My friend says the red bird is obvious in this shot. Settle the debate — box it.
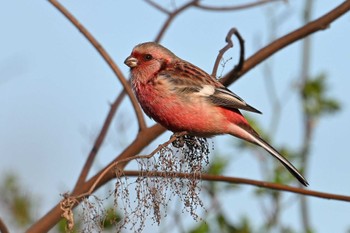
[125,42,308,186]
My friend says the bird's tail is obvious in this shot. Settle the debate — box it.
[249,134,309,186]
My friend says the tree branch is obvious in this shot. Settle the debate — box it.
[48,0,147,131]
[212,28,238,77]
[73,91,126,190]
[220,0,350,86]
[212,28,245,79]
[195,0,283,12]
[144,0,171,14]
[121,171,350,202]
[26,124,166,233]
[0,217,9,233]
[78,131,187,198]
[154,0,199,43]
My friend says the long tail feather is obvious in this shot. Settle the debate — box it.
[251,135,309,186]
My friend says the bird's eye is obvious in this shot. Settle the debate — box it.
[144,54,153,61]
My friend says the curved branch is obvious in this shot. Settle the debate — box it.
[144,0,171,14]
[122,171,350,202]
[80,131,187,198]
[26,124,166,233]
[195,0,283,12]
[48,0,147,131]
[154,0,199,43]
[0,217,9,233]
[212,28,245,78]
[220,0,350,86]
[74,90,126,189]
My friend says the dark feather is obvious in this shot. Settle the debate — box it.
[209,87,262,114]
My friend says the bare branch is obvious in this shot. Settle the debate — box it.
[122,171,350,203]
[212,28,245,78]
[0,217,9,233]
[26,124,166,233]
[221,0,350,86]
[48,0,147,131]
[74,91,126,189]
[195,0,284,12]
[80,131,187,198]
[155,0,199,43]
[144,0,171,14]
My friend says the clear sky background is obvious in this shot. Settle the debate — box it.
[0,0,350,232]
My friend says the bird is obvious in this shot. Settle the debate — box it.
[124,42,308,186]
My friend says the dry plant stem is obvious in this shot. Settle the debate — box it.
[144,0,170,14]
[152,0,200,43]
[0,217,9,233]
[74,91,126,189]
[80,131,187,198]
[299,0,314,231]
[122,171,350,203]
[195,0,283,11]
[212,29,245,79]
[212,28,237,77]
[48,0,146,131]
[221,0,350,85]
[26,124,166,233]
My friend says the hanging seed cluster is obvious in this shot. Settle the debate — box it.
[112,135,212,232]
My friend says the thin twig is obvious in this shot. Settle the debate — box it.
[122,171,350,202]
[144,0,171,14]
[212,28,245,78]
[48,0,147,131]
[299,0,314,231]
[212,28,235,77]
[221,0,350,86]
[195,0,283,11]
[78,131,187,198]
[0,217,9,233]
[74,90,126,189]
[27,124,166,233]
[155,0,199,43]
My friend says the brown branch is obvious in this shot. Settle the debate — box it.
[79,131,187,198]
[74,90,126,189]
[26,124,166,233]
[48,0,147,131]
[212,28,235,77]
[212,28,245,78]
[154,0,199,43]
[122,171,350,202]
[0,217,9,233]
[195,0,283,12]
[144,0,171,14]
[299,1,314,231]
[220,0,350,86]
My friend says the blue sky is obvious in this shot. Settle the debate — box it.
[1,0,350,232]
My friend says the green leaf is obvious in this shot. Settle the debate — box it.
[101,207,122,229]
[189,221,209,233]
[302,73,341,118]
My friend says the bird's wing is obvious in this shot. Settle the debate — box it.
[158,61,261,114]
[208,87,262,114]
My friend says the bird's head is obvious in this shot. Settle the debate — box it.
[124,42,176,83]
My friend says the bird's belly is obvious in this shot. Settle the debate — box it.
[137,88,227,136]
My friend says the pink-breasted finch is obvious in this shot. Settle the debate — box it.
[124,42,308,186]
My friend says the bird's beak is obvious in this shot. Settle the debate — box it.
[124,56,138,68]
